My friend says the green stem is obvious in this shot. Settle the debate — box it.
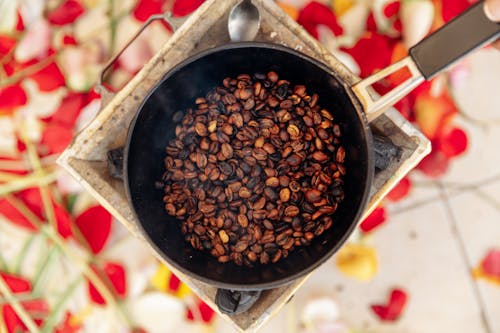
[40,276,83,333]
[32,246,58,296]
[12,235,36,274]
[109,0,117,56]
[0,250,8,272]
[0,293,40,305]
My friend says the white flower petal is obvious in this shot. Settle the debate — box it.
[128,292,185,333]
[401,0,434,48]
[76,99,101,132]
[15,18,51,62]
[20,0,45,26]
[18,79,66,119]
[302,297,340,324]
[0,0,18,33]
[0,116,18,158]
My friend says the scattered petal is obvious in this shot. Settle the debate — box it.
[75,205,112,254]
[401,0,434,48]
[47,0,86,26]
[416,149,450,178]
[473,248,500,285]
[360,206,387,233]
[14,19,51,62]
[29,61,66,92]
[133,0,165,22]
[0,272,32,293]
[40,123,74,154]
[298,1,343,39]
[128,292,185,332]
[0,84,27,115]
[370,288,408,321]
[186,299,215,323]
[441,0,470,22]
[335,243,378,281]
[436,126,468,158]
[45,92,86,128]
[383,1,400,18]
[301,297,339,324]
[0,116,18,158]
[88,262,127,304]
[55,312,82,333]
[387,177,412,202]
[172,0,205,17]
[342,32,394,77]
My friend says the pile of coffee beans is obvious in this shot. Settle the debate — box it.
[162,71,345,267]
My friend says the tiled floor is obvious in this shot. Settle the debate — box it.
[215,49,500,332]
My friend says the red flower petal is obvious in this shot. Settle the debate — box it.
[186,300,215,323]
[297,1,343,40]
[0,36,16,56]
[366,12,378,32]
[63,34,78,46]
[3,305,25,333]
[88,265,106,305]
[168,273,181,292]
[416,149,450,178]
[360,206,386,233]
[370,305,389,320]
[441,0,471,22]
[392,18,403,33]
[55,312,82,333]
[88,262,127,304]
[104,262,127,298]
[386,288,408,320]
[387,177,412,202]
[16,188,73,239]
[0,199,37,231]
[133,0,165,22]
[75,205,112,254]
[40,123,74,154]
[47,0,85,26]
[383,1,400,18]
[29,61,66,92]
[22,299,50,314]
[481,249,500,278]
[172,0,205,17]
[436,127,468,158]
[16,11,25,31]
[0,84,27,115]
[45,92,86,128]
[342,32,395,78]
[371,288,408,321]
[0,272,32,293]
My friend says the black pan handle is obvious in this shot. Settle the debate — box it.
[409,1,500,80]
[352,1,500,121]
[215,289,262,315]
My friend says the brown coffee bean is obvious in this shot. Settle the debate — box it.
[305,189,322,203]
[336,146,345,163]
[265,177,279,187]
[284,205,300,217]
[267,71,278,82]
[238,187,251,199]
[234,241,248,252]
[260,251,270,264]
[312,151,328,162]
[237,214,249,228]
[280,188,291,202]
[195,122,208,136]
[253,197,266,210]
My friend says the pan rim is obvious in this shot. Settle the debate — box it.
[124,41,374,290]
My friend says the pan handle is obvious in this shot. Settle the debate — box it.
[215,289,262,315]
[352,1,499,122]
[95,12,190,106]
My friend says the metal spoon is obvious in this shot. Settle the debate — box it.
[228,0,261,42]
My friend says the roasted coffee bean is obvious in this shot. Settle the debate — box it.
[163,72,345,267]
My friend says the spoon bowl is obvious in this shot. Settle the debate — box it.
[228,0,261,42]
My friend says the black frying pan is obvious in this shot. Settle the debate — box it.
[115,2,498,314]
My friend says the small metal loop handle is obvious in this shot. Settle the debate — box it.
[95,12,190,105]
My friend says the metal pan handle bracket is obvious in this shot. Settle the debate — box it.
[352,57,424,122]
[96,12,190,106]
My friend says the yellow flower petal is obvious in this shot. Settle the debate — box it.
[332,0,354,17]
[335,243,378,282]
[277,1,299,20]
[151,264,171,292]
[472,266,500,286]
